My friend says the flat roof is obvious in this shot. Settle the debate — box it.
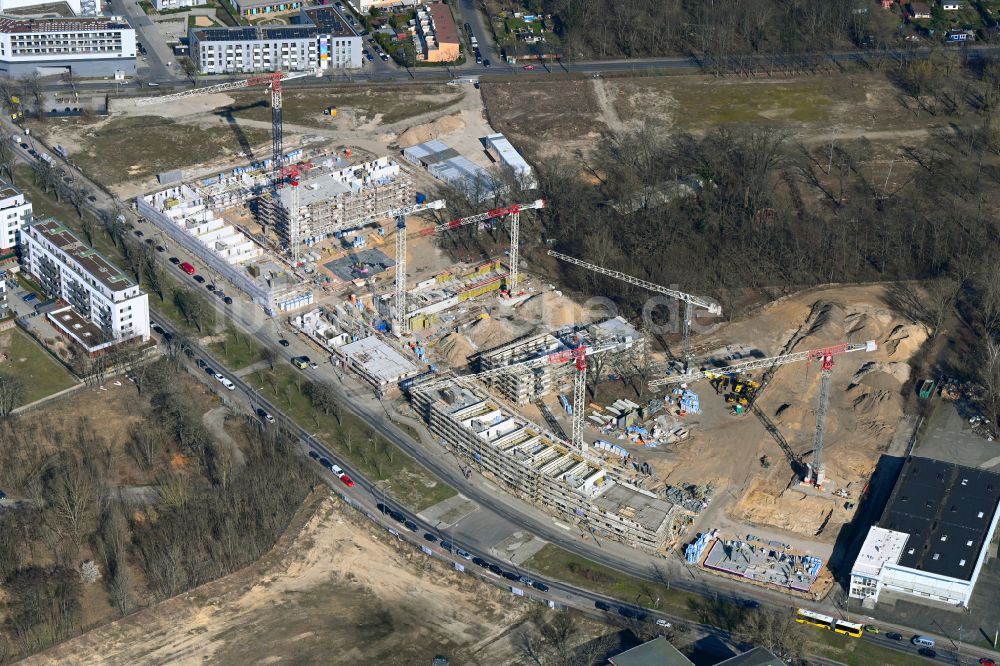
[593,483,673,532]
[609,637,692,666]
[878,457,1000,580]
[341,335,418,383]
[29,218,136,292]
[484,133,532,173]
[852,526,909,578]
[0,15,130,33]
[48,305,109,350]
[302,6,357,37]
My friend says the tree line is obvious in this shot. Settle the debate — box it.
[0,358,313,661]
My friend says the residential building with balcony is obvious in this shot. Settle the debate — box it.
[0,179,30,252]
[0,16,136,77]
[20,218,149,352]
[189,7,360,74]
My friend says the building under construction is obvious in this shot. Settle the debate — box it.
[259,156,413,250]
[411,384,678,551]
[475,317,645,405]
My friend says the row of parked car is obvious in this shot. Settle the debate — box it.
[308,450,355,487]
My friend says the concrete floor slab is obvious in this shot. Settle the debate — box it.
[417,493,478,528]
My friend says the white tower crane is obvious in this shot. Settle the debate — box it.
[414,340,625,451]
[546,250,720,368]
[649,340,877,488]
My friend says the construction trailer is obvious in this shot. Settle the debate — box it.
[475,316,645,405]
[411,384,678,551]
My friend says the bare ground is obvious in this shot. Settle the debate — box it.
[21,493,546,666]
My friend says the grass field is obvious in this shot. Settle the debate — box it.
[250,366,455,510]
[524,544,705,622]
[0,329,77,405]
[70,116,270,185]
[208,328,265,370]
[811,630,930,665]
[223,86,465,128]
[672,80,835,126]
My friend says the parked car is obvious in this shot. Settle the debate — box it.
[318,457,332,468]
[656,619,672,628]
[193,275,205,284]
[147,82,159,87]
[203,366,216,375]
[979,658,997,666]
[155,245,165,252]
[886,632,902,641]
[224,297,233,305]
[404,520,417,532]
[20,293,36,303]
[179,261,196,275]
[742,599,760,609]
[487,564,503,575]
[472,556,488,568]
[595,600,611,611]
[278,338,290,347]
[531,581,549,592]
[214,373,235,390]
[483,59,490,67]
[440,540,453,552]
[455,548,472,560]
[256,408,275,423]
[340,474,355,487]
[308,450,319,460]
[522,64,535,70]
[206,284,215,292]
[134,229,144,237]
[423,532,438,543]
[144,238,155,246]
[502,571,519,582]
[864,625,879,634]
[169,256,180,264]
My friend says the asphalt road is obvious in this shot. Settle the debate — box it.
[3,84,996,666]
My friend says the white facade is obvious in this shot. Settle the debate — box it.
[21,218,149,344]
[850,515,1000,608]
[152,0,196,10]
[190,8,361,74]
[0,181,30,251]
[0,16,136,77]
[484,133,535,186]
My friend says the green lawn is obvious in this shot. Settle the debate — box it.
[249,366,455,510]
[524,544,706,622]
[0,329,77,405]
[673,80,837,127]
[207,328,265,370]
[811,629,930,666]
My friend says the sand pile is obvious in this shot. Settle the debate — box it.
[851,361,911,392]
[438,333,476,368]
[397,113,465,148]
[732,481,849,538]
[467,317,517,348]
[882,323,928,358]
[515,291,586,328]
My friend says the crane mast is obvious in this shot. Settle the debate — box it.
[806,352,834,490]
[547,250,719,368]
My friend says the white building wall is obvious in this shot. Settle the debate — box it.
[0,186,30,251]
[21,224,149,343]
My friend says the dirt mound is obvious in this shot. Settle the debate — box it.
[731,481,852,540]
[397,113,465,148]
[467,317,518,348]
[515,291,586,328]
[851,361,910,392]
[438,332,476,367]
[882,323,928,358]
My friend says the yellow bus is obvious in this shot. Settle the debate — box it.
[833,619,864,638]
[795,609,863,638]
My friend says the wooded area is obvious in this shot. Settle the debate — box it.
[0,359,313,662]
[537,0,897,60]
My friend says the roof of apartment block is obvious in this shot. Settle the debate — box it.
[426,2,459,45]
[29,218,136,291]
[303,7,357,37]
[0,16,130,33]
[0,185,21,201]
[878,456,1000,581]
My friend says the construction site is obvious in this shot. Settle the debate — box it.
[84,72,929,591]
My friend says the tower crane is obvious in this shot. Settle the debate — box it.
[133,71,315,188]
[390,199,544,336]
[420,199,544,294]
[414,340,625,451]
[546,250,720,369]
[650,339,877,489]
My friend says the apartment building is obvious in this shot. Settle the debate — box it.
[152,0,197,11]
[0,180,30,252]
[189,7,360,74]
[0,16,136,77]
[412,385,677,551]
[477,317,645,406]
[228,0,301,19]
[413,3,459,62]
[21,218,149,352]
[263,156,412,248]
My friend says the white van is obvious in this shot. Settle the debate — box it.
[912,636,935,648]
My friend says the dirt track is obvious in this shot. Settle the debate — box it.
[23,493,533,666]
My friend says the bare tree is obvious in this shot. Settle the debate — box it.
[0,372,25,416]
